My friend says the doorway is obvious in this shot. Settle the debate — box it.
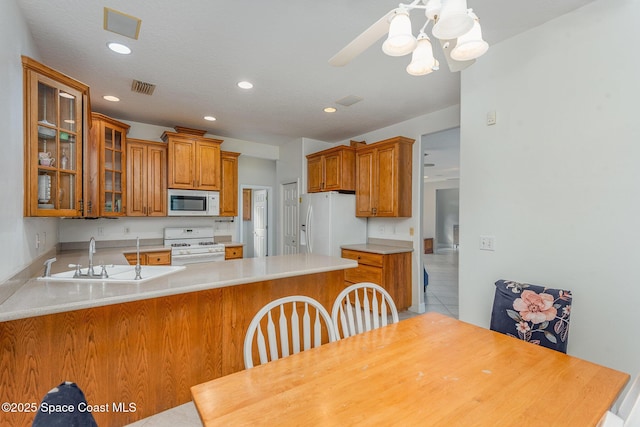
[239,185,273,258]
[420,127,460,318]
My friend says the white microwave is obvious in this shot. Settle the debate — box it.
[167,189,220,216]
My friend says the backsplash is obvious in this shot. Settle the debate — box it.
[59,216,238,244]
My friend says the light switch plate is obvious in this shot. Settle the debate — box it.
[479,235,495,251]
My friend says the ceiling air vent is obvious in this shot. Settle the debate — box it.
[336,95,363,107]
[131,80,156,95]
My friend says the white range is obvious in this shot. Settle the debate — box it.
[163,227,225,265]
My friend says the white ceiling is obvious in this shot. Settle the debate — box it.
[16,0,596,146]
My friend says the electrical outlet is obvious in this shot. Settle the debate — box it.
[124,226,130,235]
[409,227,414,236]
[98,227,104,236]
[479,235,495,251]
[35,233,40,249]
[487,110,497,126]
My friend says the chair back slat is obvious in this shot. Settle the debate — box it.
[363,290,372,332]
[291,301,300,354]
[331,282,400,340]
[381,298,388,327]
[302,303,311,351]
[313,310,322,347]
[244,296,336,369]
[279,305,290,358]
[256,326,268,365]
[354,292,363,334]
[344,294,356,338]
[266,311,279,362]
[371,291,379,329]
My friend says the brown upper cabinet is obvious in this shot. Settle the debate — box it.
[126,138,167,217]
[162,127,222,190]
[22,56,89,217]
[306,145,357,193]
[220,151,240,216]
[86,113,130,217]
[356,136,415,217]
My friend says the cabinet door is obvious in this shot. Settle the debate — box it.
[195,141,221,190]
[25,68,85,217]
[146,143,167,216]
[126,141,146,216]
[355,150,376,217]
[169,137,195,189]
[307,155,323,192]
[322,152,342,191]
[220,152,239,216]
[374,145,397,216]
[101,124,126,216]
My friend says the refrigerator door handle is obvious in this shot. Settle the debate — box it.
[307,204,313,254]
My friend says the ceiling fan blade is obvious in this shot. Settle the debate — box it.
[328,9,395,67]
[439,38,476,72]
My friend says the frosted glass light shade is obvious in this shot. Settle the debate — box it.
[406,35,439,76]
[432,0,474,40]
[450,16,488,61]
[382,10,417,57]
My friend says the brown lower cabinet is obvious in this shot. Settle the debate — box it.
[224,246,243,260]
[341,248,412,310]
[0,269,345,427]
[123,249,171,266]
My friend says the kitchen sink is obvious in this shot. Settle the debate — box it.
[38,265,186,283]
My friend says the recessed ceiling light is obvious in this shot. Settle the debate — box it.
[107,42,132,54]
[204,116,216,121]
[103,95,120,102]
[324,107,337,113]
[237,81,253,89]
[59,92,75,99]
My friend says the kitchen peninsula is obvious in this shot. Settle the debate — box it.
[0,253,356,427]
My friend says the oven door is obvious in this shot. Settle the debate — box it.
[171,251,225,266]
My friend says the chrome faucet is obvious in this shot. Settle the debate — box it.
[88,237,96,277]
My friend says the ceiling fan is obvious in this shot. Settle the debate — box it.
[329,0,488,76]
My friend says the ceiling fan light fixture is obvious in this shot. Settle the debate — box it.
[382,9,417,57]
[406,34,439,76]
[450,12,488,61]
[432,0,474,40]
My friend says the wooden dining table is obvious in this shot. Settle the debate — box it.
[191,312,628,426]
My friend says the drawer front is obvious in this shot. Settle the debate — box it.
[344,263,383,285]
[146,251,172,265]
[225,246,243,260]
[341,249,384,267]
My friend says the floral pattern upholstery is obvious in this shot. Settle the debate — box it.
[490,279,572,353]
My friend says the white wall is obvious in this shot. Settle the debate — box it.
[0,1,60,283]
[423,180,459,243]
[459,0,640,380]
[343,105,461,312]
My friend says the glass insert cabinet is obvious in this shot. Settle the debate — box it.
[86,113,130,217]
[23,56,89,217]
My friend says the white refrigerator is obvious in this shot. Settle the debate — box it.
[299,192,367,257]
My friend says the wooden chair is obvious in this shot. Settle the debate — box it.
[331,282,399,340]
[598,376,640,426]
[243,295,336,369]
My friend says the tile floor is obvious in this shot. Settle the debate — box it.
[422,247,459,319]
[125,250,459,426]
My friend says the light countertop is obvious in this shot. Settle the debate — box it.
[0,252,356,322]
[341,243,414,255]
